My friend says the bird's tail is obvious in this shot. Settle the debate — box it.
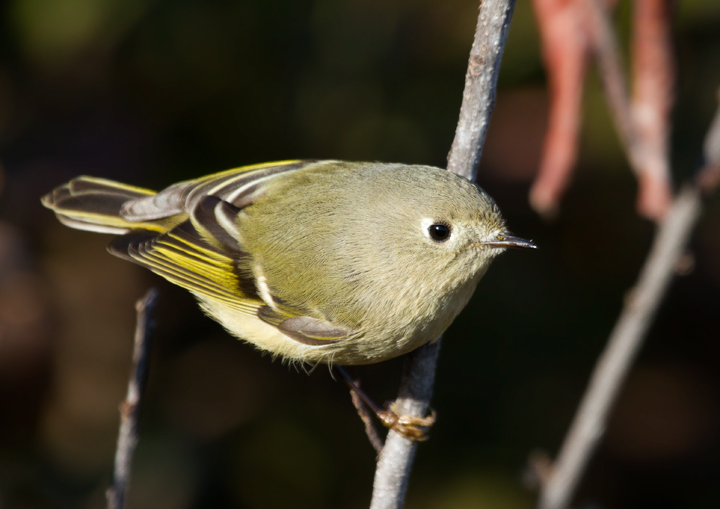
[41,176,173,234]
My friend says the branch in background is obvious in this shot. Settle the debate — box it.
[581,0,673,220]
[537,92,720,509]
[107,288,158,509]
[580,0,637,165]
[370,1,517,508]
[696,89,720,194]
[538,187,700,509]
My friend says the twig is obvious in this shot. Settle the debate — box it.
[370,1,517,507]
[369,340,441,509]
[107,288,158,509]
[581,0,673,220]
[446,0,518,182]
[349,386,385,456]
[538,187,700,509]
[581,0,640,172]
[696,89,720,194]
[538,94,720,509]
[336,366,386,455]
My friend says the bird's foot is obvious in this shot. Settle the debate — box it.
[377,402,436,441]
[335,365,437,445]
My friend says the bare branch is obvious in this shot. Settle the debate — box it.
[538,84,720,509]
[349,386,385,456]
[538,187,700,509]
[447,0,518,182]
[696,88,720,194]
[581,0,673,220]
[370,1,517,507]
[337,366,386,455]
[107,288,158,509]
[581,0,639,169]
[370,340,441,509]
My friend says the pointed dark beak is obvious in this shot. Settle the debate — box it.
[482,233,538,249]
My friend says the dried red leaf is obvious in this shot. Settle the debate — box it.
[631,0,675,220]
[529,0,590,217]
[530,0,675,221]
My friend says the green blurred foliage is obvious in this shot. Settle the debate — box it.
[1,0,720,508]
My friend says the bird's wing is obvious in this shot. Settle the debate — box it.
[111,194,353,345]
[257,305,351,345]
[119,160,322,222]
[109,221,261,314]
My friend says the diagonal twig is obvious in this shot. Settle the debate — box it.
[538,92,720,509]
[349,387,385,456]
[336,366,386,455]
[369,1,517,508]
[581,0,673,220]
[107,288,158,509]
[538,186,700,509]
[696,89,720,194]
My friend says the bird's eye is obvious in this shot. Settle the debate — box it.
[428,223,451,242]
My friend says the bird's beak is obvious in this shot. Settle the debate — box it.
[478,233,538,249]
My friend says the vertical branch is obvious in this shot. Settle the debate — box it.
[370,1,517,508]
[447,0,519,182]
[369,341,441,509]
[107,288,158,509]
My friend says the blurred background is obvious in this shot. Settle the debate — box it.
[1,0,720,507]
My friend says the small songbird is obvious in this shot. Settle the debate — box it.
[42,160,536,366]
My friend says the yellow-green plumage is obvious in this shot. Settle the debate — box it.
[42,160,534,365]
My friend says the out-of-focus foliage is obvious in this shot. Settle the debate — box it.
[1,0,720,508]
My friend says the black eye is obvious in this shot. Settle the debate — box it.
[428,223,451,242]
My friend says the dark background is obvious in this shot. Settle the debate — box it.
[1,0,720,507]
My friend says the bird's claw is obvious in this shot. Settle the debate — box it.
[377,402,437,441]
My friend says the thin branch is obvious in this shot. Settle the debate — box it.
[336,366,386,455]
[446,0,518,182]
[349,387,385,456]
[369,340,441,509]
[370,1,517,507]
[538,94,720,509]
[538,187,700,509]
[581,0,673,220]
[107,288,158,509]
[696,89,720,194]
[581,0,640,171]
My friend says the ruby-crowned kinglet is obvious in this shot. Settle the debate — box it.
[42,160,535,365]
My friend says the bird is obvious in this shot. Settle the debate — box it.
[42,159,536,366]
